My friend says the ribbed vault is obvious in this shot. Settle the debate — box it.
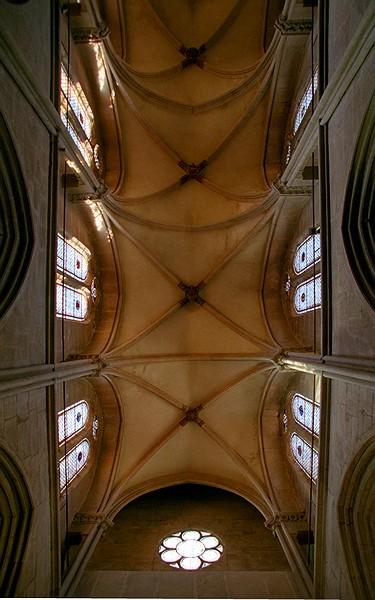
[75,0,312,516]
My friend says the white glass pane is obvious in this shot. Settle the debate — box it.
[58,401,89,444]
[294,274,321,314]
[163,537,180,549]
[182,530,201,541]
[161,550,180,563]
[56,282,88,321]
[177,540,204,558]
[201,549,221,563]
[292,394,320,436]
[201,536,219,549]
[59,439,90,491]
[293,234,321,275]
[180,557,202,570]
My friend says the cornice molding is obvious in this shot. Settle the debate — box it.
[264,511,307,534]
[272,178,312,196]
[72,22,110,43]
[275,15,312,35]
[68,180,110,203]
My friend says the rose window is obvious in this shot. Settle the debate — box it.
[159,529,223,570]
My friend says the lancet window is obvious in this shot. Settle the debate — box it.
[60,62,96,167]
[293,234,321,275]
[291,433,318,482]
[294,274,321,314]
[56,234,94,322]
[292,393,320,436]
[59,439,90,491]
[58,401,89,445]
[293,68,318,134]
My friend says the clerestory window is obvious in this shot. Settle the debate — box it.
[293,234,321,275]
[58,401,89,445]
[291,433,318,482]
[60,60,98,168]
[293,68,318,134]
[59,438,90,491]
[292,393,320,436]
[56,234,95,322]
[294,274,321,314]
[57,233,90,282]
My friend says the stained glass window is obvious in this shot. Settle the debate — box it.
[58,401,89,445]
[293,68,318,134]
[56,281,88,321]
[159,530,223,570]
[59,439,90,491]
[60,63,95,166]
[57,234,89,282]
[291,433,318,482]
[292,394,320,436]
[293,234,321,275]
[294,274,321,313]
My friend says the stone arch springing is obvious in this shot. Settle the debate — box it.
[0,446,33,597]
[338,434,375,600]
[0,111,34,320]
[342,93,375,310]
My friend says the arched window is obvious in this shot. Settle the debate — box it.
[291,433,318,482]
[59,439,90,491]
[293,68,318,134]
[292,393,320,436]
[294,274,321,314]
[56,281,89,321]
[57,234,89,282]
[60,63,96,166]
[293,234,321,275]
[58,401,89,445]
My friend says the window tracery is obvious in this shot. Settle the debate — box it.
[56,280,89,321]
[293,234,321,275]
[291,433,318,482]
[59,439,90,491]
[294,274,321,314]
[57,233,90,282]
[292,393,320,436]
[58,401,89,445]
[293,68,318,134]
[60,61,98,169]
[56,234,94,322]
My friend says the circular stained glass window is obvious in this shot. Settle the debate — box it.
[159,530,223,570]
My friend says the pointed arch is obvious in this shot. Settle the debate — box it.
[338,434,375,600]
[0,446,33,597]
[0,111,34,320]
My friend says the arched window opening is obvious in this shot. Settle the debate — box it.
[291,433,318,482]
[292,393,320,436]
[60,62,97,167]
[56,281,89,321]
[59,439,90,492]
[294,274,321,314]
[58,401,89,445]
[293,234,321,275]
[293,68,318,134]
[57,234,90,282]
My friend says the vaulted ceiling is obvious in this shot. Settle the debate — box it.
[70,0,313,517]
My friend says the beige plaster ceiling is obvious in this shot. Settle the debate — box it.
[78,0,311,516]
